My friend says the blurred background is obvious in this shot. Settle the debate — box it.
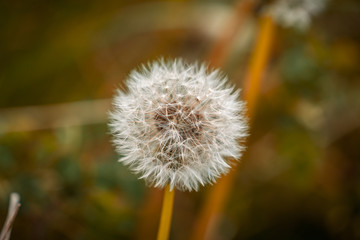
[0,0,360,239]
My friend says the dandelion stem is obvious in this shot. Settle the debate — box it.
[157,185,175,240]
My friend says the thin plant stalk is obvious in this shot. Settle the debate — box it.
[191,16,276,240]
[243,16,276,119]
[0,193,21,240]
[157,185,175,240]
[207,0,254,68]
[190,171,235,240]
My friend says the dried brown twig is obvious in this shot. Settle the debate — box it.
[0,193,21,240]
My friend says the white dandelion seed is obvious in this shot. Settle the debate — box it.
[265,0,328,30]
[109,59,248,191]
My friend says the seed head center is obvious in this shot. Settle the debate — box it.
[154,101,202,141]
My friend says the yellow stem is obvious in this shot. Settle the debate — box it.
[157,185,175,240]
[244,16,275,118]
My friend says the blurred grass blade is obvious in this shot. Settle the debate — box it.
[0,99,111,133]
[0,193,21,240]
[207,0,254,68]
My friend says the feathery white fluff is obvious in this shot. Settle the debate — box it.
[266,0,327,30]
[109,59,248,191]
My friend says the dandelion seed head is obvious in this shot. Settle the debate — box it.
[265,0,327,30]
[109,59,248,191]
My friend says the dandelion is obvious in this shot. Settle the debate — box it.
[109,59,248,192]
[265,0,327,30]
